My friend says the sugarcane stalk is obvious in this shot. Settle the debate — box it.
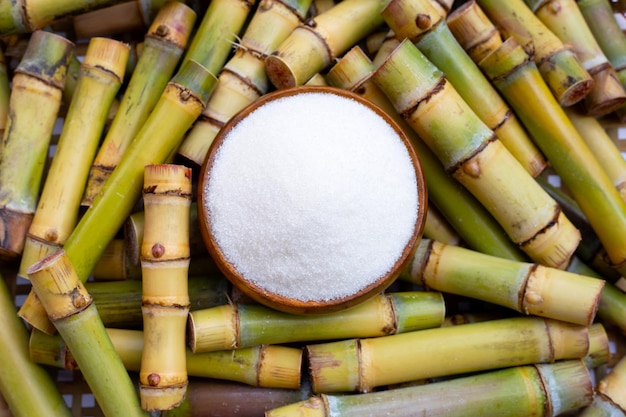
[423,204,462,245]
[18,59,217,334]
[0,272,72,417]
[428,0,453,16]
[0,49,9,139]
[181,0,255,75]
[372,30,400,67]
[91,239,142,281]
[475,0,593,107]
[382,0,547,177]
[371,39,580,269]
[327,45,527,261]
[177,0,313,166]
[30,327,303,389]
[188,291,445,353]
[168,378,311,417]
[81,1,196,206]
[479,37,626,277]
[26,250,148,417]
[265,0,388,89]
[306,315,589,393]
[0,31,73,261]
[581,352,626,416]
[139,164,192,412]
[565,106,626,204]
[85,275,230,328]
[586,323,611,369]
[447,0,503,64]
[0,0,124,35]
[532,0,626,116]
[267,360,593,417]
[403,238,604,326]
[72,1,148,39]
[16,37,129,290]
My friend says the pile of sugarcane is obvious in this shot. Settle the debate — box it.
[3,0,626,415]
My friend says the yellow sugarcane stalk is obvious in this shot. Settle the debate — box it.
[476,0,593,107]
[371,39,580,269]
[0,31,73,260]
[17,37,129,289]
[81,1,196,206]
[403,239,604,326]
[27,250,148,417]
[265,0,388,88]
[139,164,191,412]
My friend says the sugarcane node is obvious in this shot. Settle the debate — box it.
[45,229,58,242]
[548,2,562,14]
[151,243,165,258]
[70,287,91,310]
[179,87,193,101]
[259,0,273,12]
[524,291,544,305]
[0,208,33,259]
[305,17,317,28]
[154,24,170,38]
[415,13,432,30]
[147,373,161,386]
[460,158,481,178]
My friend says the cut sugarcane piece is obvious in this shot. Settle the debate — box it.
[328,45,527,261]
[565,106,626,204]
[17,37,129,285]
[476,0,593,107]
[372,30,400,67]
[581,352,626,415]
[188,292,445,353]
[371,39,580,269]
[532,0,626,116]
[0,0,120,34]
[72,1,147,40]
[428,0,453,16]
[0,31,73,261]
[181,0,255,75]
[447,0,503,63]
[91,239,141,281]
[381,0,547,177]
[18,59,217,334]
[0,273,72,417]
[26,250,148,417]
[82,1,196,206]
[139,164,192,411]
[265,0,387,88]
[597,282,626,336]
[585,323,611,369]
[177,0,312,166]
[30,328,303,389]
[479,36,626,277]
[267,360,593,417]
[402,239,604,326]
[306,316,589,393]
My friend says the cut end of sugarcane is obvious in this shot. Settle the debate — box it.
[584,64,626,117]
[0,207,33,260]
[539,49,594,107]
[535,360,594,415]
[82,37,131,83]
[15,31,74,88]
[447,0,503,63]
[519,209,581,270]
[18,290,58,335]
[139,382,188,412]
[147,1,197,50]
[265,53,298,89]
[257,345,303,389]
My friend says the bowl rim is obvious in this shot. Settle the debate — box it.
[197,85,428,314]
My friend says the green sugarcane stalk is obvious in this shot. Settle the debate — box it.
[532,0,626,116]
[326,45,527,261]
[30,328,304,389]
[177,0,313,166]
[479,36,626,277]
[422,204,462,245]
[265,0,388,88]
[0,31,73,261]
[267,360,593,417]
[16,37,129,294]
[181,0,256,75]
[382,0,547,177]
[476,0,593,107]
[306,316,589,393]
[26,250,149,417]
[0,0,124,35]
[81,1,196,206]
[371,38,580,269]
[19,59,217,334]
[0,273,72,417]
[188,291,445,353]
[402,239,604,326]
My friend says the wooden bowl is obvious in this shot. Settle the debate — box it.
[197,86,428,314]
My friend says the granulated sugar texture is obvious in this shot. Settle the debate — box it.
[205,91,419,302]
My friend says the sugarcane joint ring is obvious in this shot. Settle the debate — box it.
[198,86,427,314]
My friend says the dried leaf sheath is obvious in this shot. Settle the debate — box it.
[139,164,192,411]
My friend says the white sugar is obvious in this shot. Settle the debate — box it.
[205,91,419,302]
